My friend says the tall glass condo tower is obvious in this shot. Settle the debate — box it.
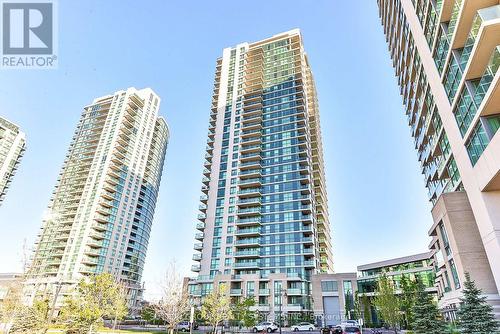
[187,29,333,319]
[25,88,169,314]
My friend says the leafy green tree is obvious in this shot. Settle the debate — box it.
[344,290,355,320]
[373,274,401,333]
[9,298,50,334]
[352,291,362,322]
[457,273,499,334]
[361,295,373,327]
[232,297,257,327]
[400,275,417,329]
[201,284,233,333]
[141,305,156,325]
[59,273,128,334]
[412,281,445,334]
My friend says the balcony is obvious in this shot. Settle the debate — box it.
[84,247,100,256]
[240,152,261,162]
[239,160,262,170]
[239,168,261,177]
[196,222,205,230]
[234,250,260,257]
[237,197,262,207]
[197,213,206,221]
[234,261,259,268]
[202,177,210,185]
[236,227,261,236]
[237,207,262,217]
[200,194,208,202]
[241,136,261,145]
[230,289,243,296]
[302,215,312,223]
[201,185,209,194]
[258,289,270,296]
[94,213,110,223]
[237,217,262,227]
[241,121,262,132]
[82,256,98,265]
[87,237,104,248]
[101,189,115,200]
[238,187,261,197]
[235,238,260,246]
[191,265,201,272]
[192,253,202,261]
[193,243,203,251]
[238,177,261,188]
[304,260,315,267]
[195,232,204,240]
[80,265,96,274]
[241,129,262,138]
[199,204,207,212]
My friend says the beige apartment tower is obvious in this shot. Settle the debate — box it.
[25,88,169,314]
[187,29,334,320]
[0,117,26,205]
[377,0,500,316]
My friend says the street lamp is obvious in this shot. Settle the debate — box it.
[277,288,287,334]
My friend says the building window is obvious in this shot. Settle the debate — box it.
[320,280,338,292]
[466,122,489,166]
[449,259,460,289]
[438,222,451,256]
[247,281,255,296]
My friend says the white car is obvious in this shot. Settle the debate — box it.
[252,322,279,333]
[291,322,315,331]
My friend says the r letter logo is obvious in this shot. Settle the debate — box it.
[1,1,57,69]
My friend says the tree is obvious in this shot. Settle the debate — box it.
[344,290,360,321]
[361,295,373,327]
[412,281,445,334]
[201,284,233,333]
[110,284,128,331]
[152,262,191,334]
[8,298,50,334]
[59,273,128,334]
[457,273,499,334]
[0,279,25,333]
[399,275,417,329]
[352,291,362,322]
[232,297,257,327]
[373,274,401,333]
[141,305,157,325]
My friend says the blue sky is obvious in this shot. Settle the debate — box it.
[0,0,432,298]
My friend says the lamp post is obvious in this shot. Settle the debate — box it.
[277,288,287,334]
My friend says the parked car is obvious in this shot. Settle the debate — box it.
[343,326,361,334]
[340,321,358,328]
[291,322,315,331]
[321,325,342,334]
[176,321,198,331]
[252,322,279,333]
[331,326,343,334]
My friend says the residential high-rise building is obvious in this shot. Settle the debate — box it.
[429,191,499,319]
[377,0,500,315]
[25,88,169,314]
[186,29,333,319]
[0,117,26,205]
